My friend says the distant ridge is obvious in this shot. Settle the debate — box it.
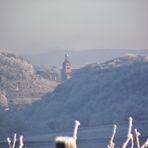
[25,49,148,68]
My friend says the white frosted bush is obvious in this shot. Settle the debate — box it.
[6,134,24,148]
[55,120,80,148]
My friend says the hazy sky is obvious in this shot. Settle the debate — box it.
[0,0,148,54]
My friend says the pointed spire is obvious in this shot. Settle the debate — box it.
[65,53,69,60]
[65,49,69,60]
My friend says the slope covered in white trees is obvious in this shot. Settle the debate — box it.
[0,49,60,138]
[22,55,148,135]
[0,49,59,109]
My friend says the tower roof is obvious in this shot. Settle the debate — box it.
[65,53,69,60]
[63,53,71,64]
[63,53,71,67]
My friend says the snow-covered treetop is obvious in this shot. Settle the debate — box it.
[81,55,148,72]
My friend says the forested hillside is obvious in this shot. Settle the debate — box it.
[22,55,148,135]
[0,49,59,108]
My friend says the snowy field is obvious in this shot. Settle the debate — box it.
[1,121,147,148]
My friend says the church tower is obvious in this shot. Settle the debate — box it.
[62,53,72,80]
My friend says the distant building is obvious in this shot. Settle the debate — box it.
[50,66,61,81]
[62,53,72,80]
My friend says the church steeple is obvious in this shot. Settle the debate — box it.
[62,52,72,80]
[65,53,69,61]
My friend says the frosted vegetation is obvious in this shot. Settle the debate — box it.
[0,49,59,138]
[0,52,148,143]
[0,49,59,108]
[22,55,148,135]
[3,118,148,148]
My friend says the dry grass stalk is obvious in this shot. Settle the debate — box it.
[141,139,148,148]
[107,124,117,148]
[122,117,133,148]
[73,120,80,140]
[131,136,134,148]
[135,128,141,148]
[7,137,11,148]
[19,135,24,148]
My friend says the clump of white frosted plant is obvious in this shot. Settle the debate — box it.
[55,120,80,148]
[107,124,117,148]
[7,133,24,148]
[107,117,148,148]
[7,133,17,148]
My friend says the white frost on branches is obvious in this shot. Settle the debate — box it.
[122,117,134,148]
[141,139,148,148]
[55,120,80,148]
[3,117,148,148]
[135,128,141,148]
[73,120,80,141]
[7,133,17,148]
[108,124,117,148]
[7,134,24,148]
[19,136,24,148]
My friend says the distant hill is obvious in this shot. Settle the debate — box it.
[22,54,148,135]
[24,49,148,68]
[0,49,59,109]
